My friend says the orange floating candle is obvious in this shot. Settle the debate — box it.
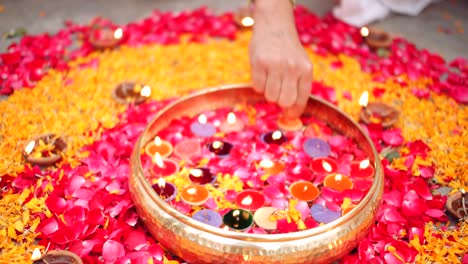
[145,136,173,158]
[180,185,210,206]
[259,159,285,175]
[289,181,320,202]
[324,174,353,192]
[277,114,303,131]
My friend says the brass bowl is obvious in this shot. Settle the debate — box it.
[129,84,384,263]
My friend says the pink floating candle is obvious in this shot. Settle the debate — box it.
[323,174,353,192]
[219,112,245,133]
[208,140,233,157]
[310,158,337,174]
[190,114,216,138]
[151,153,180,177]
[350,159,375,178]
[152,178,177,202]
[277,114,303,131]
[173,138,201,160]
[289,181,320,202]
[253,207,278,230]
[181,185,210,206]
[189,167,216,185]
[235,190,265,211]
[145,136,173,158]
[259,159,285,175]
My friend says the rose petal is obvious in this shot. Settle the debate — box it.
[102,240,125,262]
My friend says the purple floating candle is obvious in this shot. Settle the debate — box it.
[310,203,341,224]
[303,138,331,158]
[152,178,177,202]
[260,130,287,145]
[192,209,223,228]
[189,167,216,185]
[207,140,233,157]
[190,114,216,138]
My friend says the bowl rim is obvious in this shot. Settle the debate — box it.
[132,83,383,242]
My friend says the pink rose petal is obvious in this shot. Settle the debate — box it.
[102,240,125,262]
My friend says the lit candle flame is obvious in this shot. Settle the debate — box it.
[335,174,343,182]
[24,140,36,155]
[31,248,42,261]
[232,209,240,217]
[303,186,308,191]
[359,91,369,108]
[154,152,164,168]
[259,159,274,169]
[359,159,370,169]
[198,114,207,124]
[157,177,166,189]
[241,16,254,27]
[272,130,282,140]
[360,26,369,37]
[190,168,203,177]
[187,187,197,195]
[322,160,332,172]
[212,140,223,150]
[227,112,237,125]
[140,85,151,97]
[154,136,162,146]
[113,28,123,39]
[241,195,253,205]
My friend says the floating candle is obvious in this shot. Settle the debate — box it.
[173,138,201,160]
[323,174,353,192]
[358,91,399,128]
[253,207,278,230]
[310,158,337,174]
[151,153,180,177]
[32,250,83,264]
[208,140,233,157]
[189,167,216,185]
[112,82,151,105]
[193,209,223,228]
[235,190,265,211]
[277,115,303,131]
[219,112,245,133]
[152,178,177,202]
[303,138,331,158]
[89,26,124,49]
[223,209,254,231]
[145,136,173,158]
[360,26,392,49]
[351,159,375,178]
[190,114,216,138]
[259,159,285,175]
[289,181,320,202]
[22,133,67,167]
[181,185,210,206]
[310,204,341,224]
[260,130,287,145]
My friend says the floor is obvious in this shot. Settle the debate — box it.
[0,0,467,61]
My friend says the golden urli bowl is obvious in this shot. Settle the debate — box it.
[129,84,384,264]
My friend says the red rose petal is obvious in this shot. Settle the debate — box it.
[125,229,148,251]
[382,129,404,146]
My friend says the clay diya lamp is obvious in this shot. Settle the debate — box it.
[88,26,123,49]
[22,133,67,167]
[358,91,400,128]
[32,249,83,264]
[111,82,151,105]
[360,26,393,50]
[446,190,467,220]
[234,6,254,29]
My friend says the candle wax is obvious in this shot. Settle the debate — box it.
[235,190,265,211]
[145,137,173,158]
[303,138,331,158]
[219,112,245,133]
[277,115,303,131]
[350,160,375,178]
[150,158,179,177]
[310,204,341,224]
[253,207,278,230]
[310,158,338,174]
[259,160,285,175]
[192,209,223,228]
[289,181,320,202]
[190,115,216,137]
[152,181,177,202]
[173,138,201,160]
[323,174,353,192]
[223,209,254,231]
[189,167,216,185]
[181,186,209,206]
[208,141,233,157]
[260,131,287,145]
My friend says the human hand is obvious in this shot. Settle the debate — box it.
[249,0,313,118]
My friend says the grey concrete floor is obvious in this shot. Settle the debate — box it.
[0,0,467,61]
